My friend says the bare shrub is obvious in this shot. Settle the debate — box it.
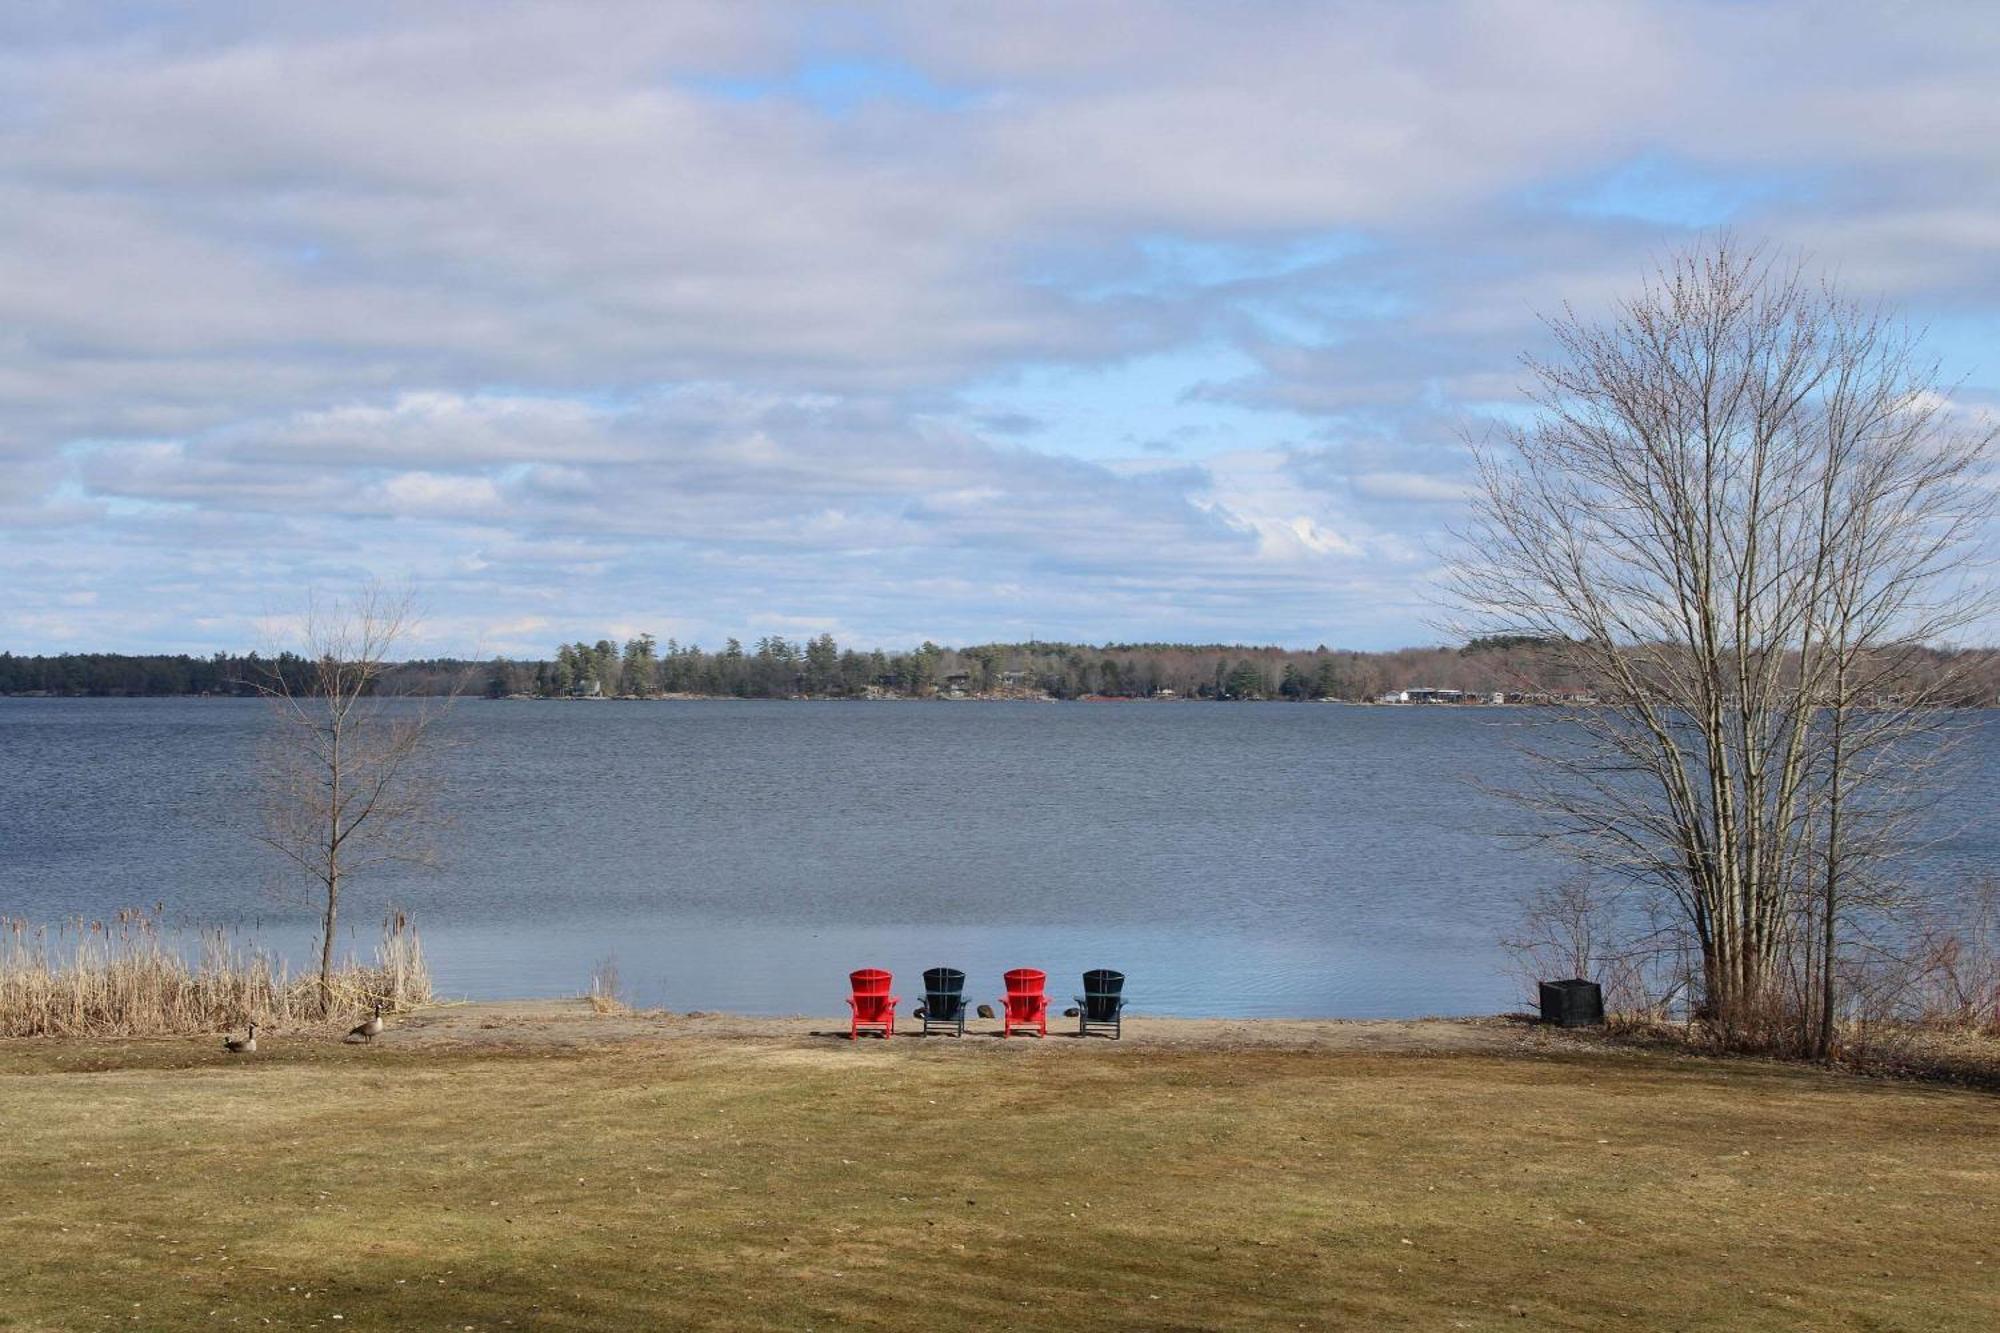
[1851,881,2000,1036]
[1500,874,1696,1024]
[1569,882,2000,1072]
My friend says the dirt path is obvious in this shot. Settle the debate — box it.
[377,997,1552,1055]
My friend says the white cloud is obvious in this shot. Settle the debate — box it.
[2,3,1997,651]
[1352,473,1478,504]
[377,471,503,516]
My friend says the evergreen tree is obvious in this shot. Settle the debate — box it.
[621,634,658,697]
[805,633,841,694]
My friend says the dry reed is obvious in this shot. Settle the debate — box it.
[584,953,629,1015]
[0,907,432,1037]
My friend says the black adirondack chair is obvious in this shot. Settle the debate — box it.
[920,967,969,1036]
[1075,969,1126,1039]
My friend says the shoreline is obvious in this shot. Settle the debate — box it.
[0,690,1537,706]
[364,1000,1547,1053]
[4,1000,1536,1045]
[0,998,1544,1053]
[19,999,1995,1089]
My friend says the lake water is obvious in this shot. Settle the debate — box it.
[3,698,1996,1017]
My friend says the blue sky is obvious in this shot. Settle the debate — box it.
[2,2,1996,655]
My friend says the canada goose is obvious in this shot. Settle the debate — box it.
[1062,1007,1081,1018]
[911,1004,927,1020]
[223,1022,258,1054]
[349,1001,384,1044]
[975,1003,996,1020]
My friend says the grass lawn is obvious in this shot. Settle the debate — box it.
[0,1026,1995,1331]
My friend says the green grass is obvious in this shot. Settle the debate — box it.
[0,1035,1996,1330]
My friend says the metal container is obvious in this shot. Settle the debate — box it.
[1538,978,1605,1028]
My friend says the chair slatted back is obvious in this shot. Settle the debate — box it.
[1002,968,1046,1021]
[1081,969,1125,1022]
[849,968,894,1021]
[923,967,966,1020]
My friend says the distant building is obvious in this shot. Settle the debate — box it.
[1378,686,1484,704]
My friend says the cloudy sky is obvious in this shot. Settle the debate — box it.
[4,2,1996,655]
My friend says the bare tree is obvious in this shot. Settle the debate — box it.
[1454,240,1993,1051]
[253,587,450,1012]
[1498,871,1697,1022]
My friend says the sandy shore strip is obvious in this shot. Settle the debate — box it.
[364,996,1557,1055]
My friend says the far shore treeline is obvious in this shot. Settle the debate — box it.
[7,635,2000,704]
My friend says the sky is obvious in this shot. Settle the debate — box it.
[3,1,1998,656]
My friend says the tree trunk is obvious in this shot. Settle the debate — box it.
[320,748,341,1014]
[319,870,339,1014]
[1816,700,1847,1060]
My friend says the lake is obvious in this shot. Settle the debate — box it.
[3,697,1996,1017]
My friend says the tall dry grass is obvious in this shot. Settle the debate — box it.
[0,907,432,1037]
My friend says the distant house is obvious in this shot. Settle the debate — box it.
[569,679,602,698]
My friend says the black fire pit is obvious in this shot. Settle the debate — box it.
[1538,978,1605,1028]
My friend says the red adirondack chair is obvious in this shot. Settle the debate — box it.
[846,968,899,1040]
[998,968,1049,1038]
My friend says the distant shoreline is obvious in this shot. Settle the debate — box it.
[502,693,1535,706]
[0,689,1543,707]
[16,642,1997,707]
